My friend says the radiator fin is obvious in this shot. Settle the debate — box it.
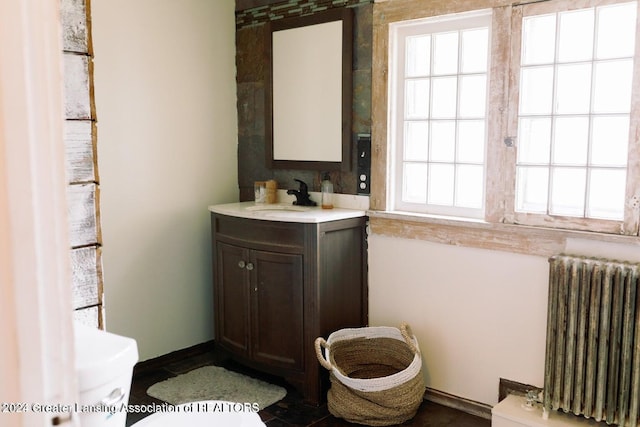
[544,255,640,427]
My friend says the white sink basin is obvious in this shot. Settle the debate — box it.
[245,204,311,212]
[209,201,366,223]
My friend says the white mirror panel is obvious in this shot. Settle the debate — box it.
[272,20,343,162]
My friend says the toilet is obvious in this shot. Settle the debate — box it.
[74,322,138,427]
[130,401,266,427]
[74,323,265,426]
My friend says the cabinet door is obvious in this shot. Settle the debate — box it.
[215,242,250,356]
[250,250,304,370]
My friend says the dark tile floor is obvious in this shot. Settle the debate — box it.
[126,348,491,426]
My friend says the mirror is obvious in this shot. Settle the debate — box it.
[266,8,352,171]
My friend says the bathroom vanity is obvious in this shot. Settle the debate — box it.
[209,202,368,405]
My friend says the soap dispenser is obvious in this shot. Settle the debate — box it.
[321,173,334,209]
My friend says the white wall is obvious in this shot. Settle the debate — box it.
[92,0,238,360]
[369,235,549,406]
[369,234,640,406]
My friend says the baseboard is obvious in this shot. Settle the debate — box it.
[424,387,493,420]
[133,340,216,375]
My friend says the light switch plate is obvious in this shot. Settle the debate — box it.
[357,134,371,195]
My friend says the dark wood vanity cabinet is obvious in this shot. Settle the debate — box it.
[216,241,305,370]
[211,212,367,405]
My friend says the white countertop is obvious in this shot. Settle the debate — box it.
[208,201,367,223]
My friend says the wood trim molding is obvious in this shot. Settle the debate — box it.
[368,210,640,257]
[424,387,493,420]
[63,0,103,328]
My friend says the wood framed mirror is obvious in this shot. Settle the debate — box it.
[266,8,353,171]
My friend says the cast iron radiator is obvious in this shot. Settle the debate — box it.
[544,255,640,426]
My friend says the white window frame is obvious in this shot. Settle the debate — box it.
[384,0,640,237]
[389,10,493,219]
[504,0,640,235]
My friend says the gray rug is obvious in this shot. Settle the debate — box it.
[146,366,287,410]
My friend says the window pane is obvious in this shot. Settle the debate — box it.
[405,121,429,161]
[522,14,556,65]
[596,2,637,60]
[553,117,589,165]
[433,32,458,75]
[588,169,626,220]
[558,8,594,62]
[591,116,629,166]
[593,60,633,113]
[403,163,428,203]
[461,28,488,73]
[405,79,430,118]
[406,35,431,77]
[459,75,487,118]
[550,167,586,216]
[555,63,591,114]
[520,66,554,114]
[428,163,455,205]
[431,76,457,118]
[515,3,635,226]
[393,13,490,217]
[516,166,549,213]
[430,121,455,162]
[458,120,485,163]
[456,165,484,208]
[518,118,551,164]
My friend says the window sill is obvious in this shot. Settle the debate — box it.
[367,210,640,257]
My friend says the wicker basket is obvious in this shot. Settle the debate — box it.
[315,323,425,426]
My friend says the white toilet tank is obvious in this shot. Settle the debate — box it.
[74,322,138,427]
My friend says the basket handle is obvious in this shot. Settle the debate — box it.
[314,337,333,370]
[400,322,420,355]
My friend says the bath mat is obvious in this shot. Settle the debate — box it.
[146,366,287,410]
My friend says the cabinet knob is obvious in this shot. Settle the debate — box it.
[238,260,245,268]
[246,262,254,271]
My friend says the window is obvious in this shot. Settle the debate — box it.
[388,0,640,235]
[390,11,492,218]
[509,0,638,234]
